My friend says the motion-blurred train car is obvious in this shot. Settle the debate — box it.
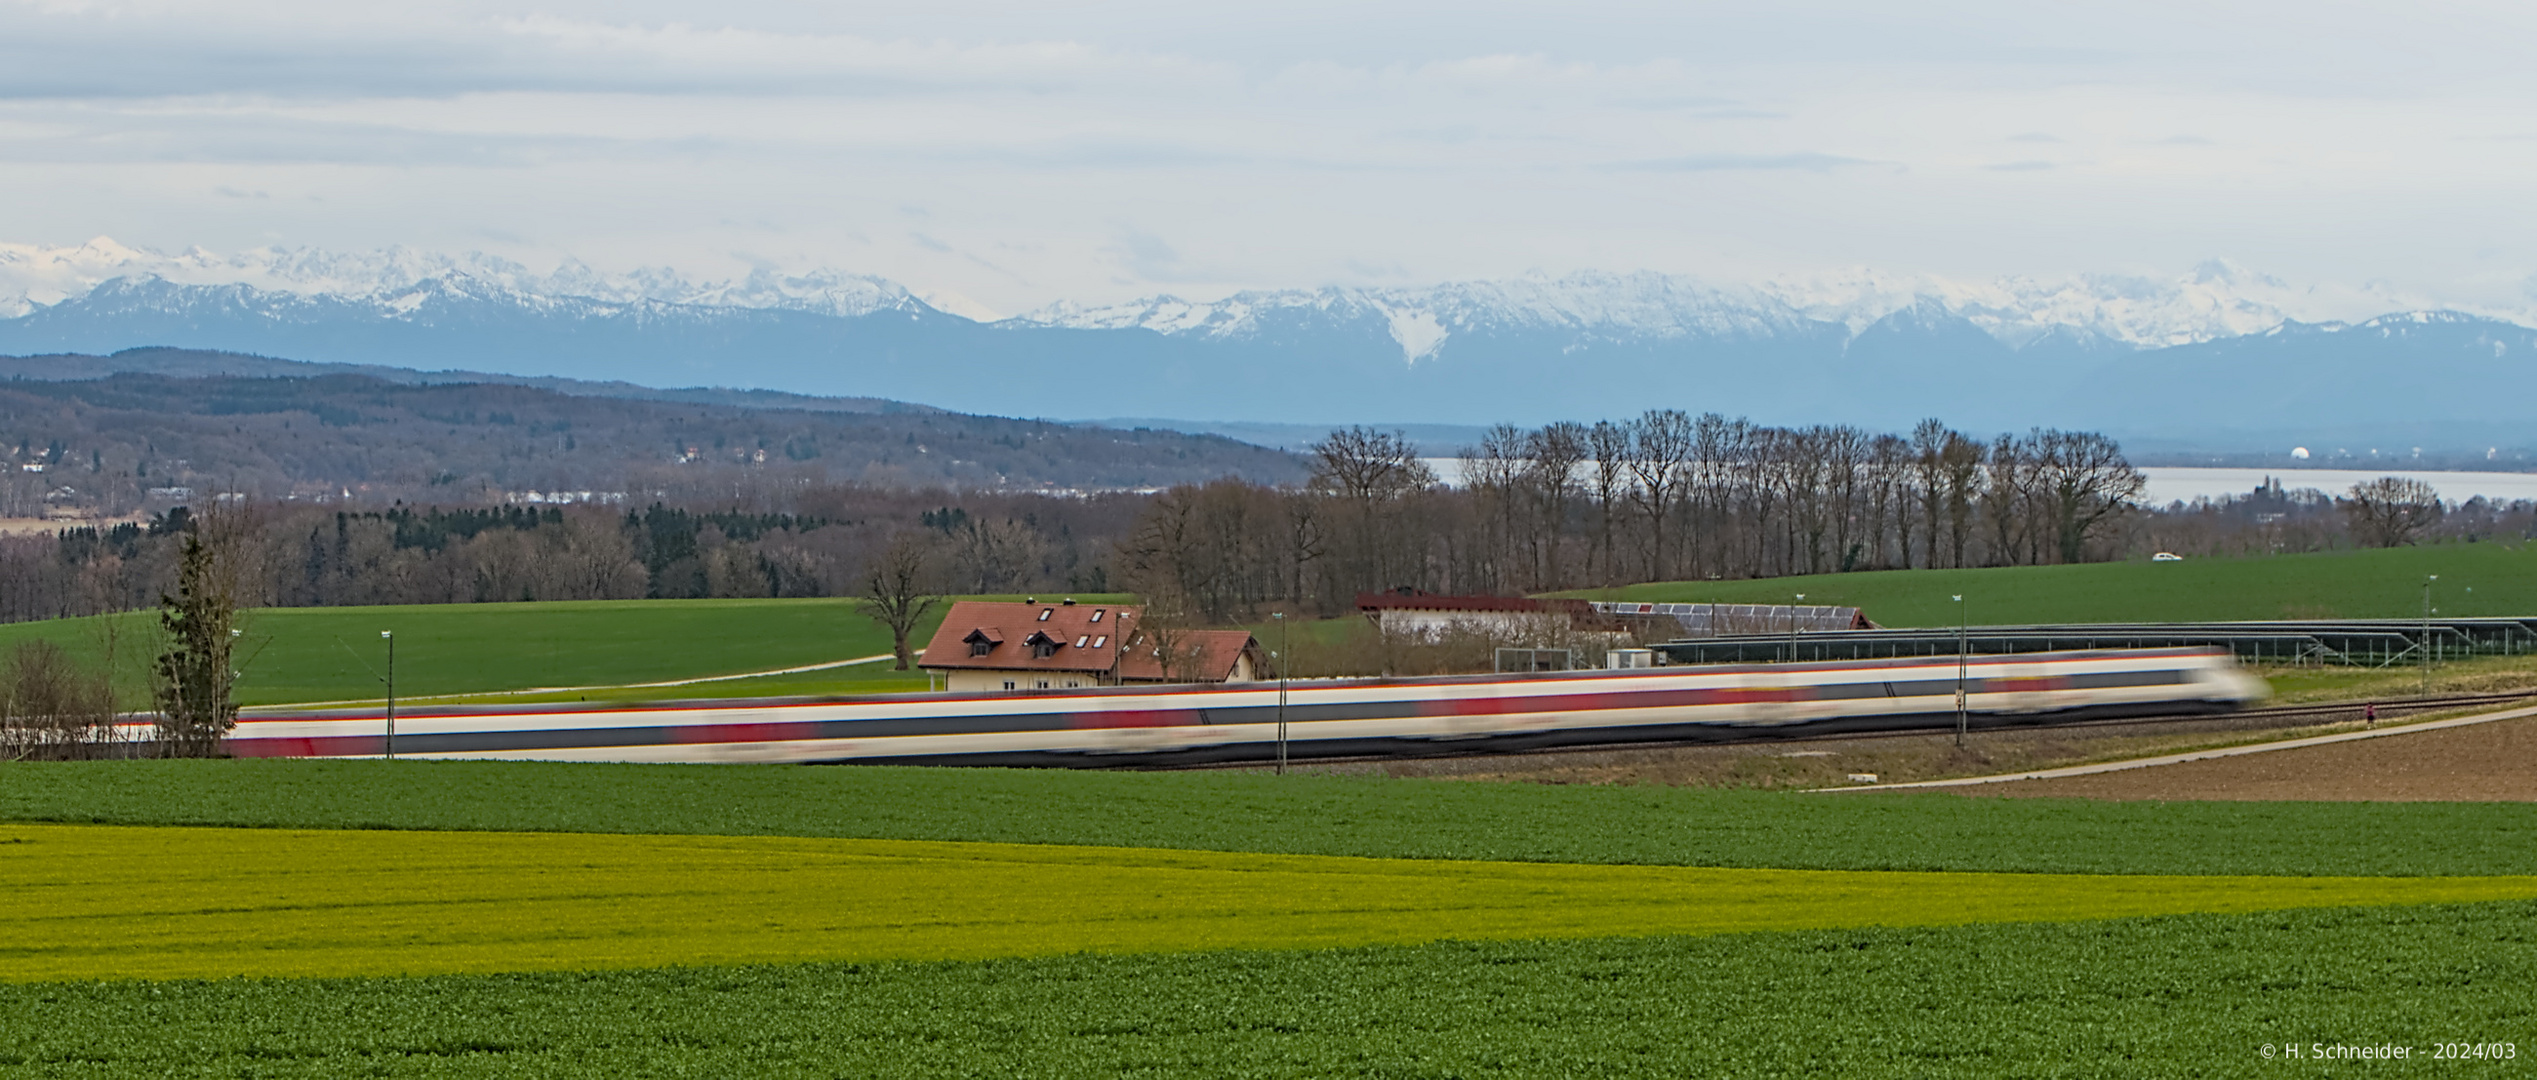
[224,648,2268,767]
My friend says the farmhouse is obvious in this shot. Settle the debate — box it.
[919,599,1262,692]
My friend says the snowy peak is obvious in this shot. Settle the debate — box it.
[0,238,927,321]
[1016,263,2516,365]
[6,238,2531,371]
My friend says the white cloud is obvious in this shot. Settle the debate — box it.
[0,1,2532,315]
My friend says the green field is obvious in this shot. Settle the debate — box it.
[3,902,2528,1077]
[0,594,1132,706]
[0,543,2525,708]
[7,547,2536,1073]
[8,763,2536,1075]
[8,759,2537,877]
[1555,542,2537,627]
[21,823,2528,983]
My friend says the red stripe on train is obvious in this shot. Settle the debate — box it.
[1073,709,1195,729]
[228,734,383,758]
[1420,686,1806,717]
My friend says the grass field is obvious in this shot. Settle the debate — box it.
[19,823,2529,983]
[8,761,2534,1073]
[0,594,1131,706]
[9,759,2537,877]
[1553,542,2537,627]
[0,543,2525,708]
[4,901,2529,1077]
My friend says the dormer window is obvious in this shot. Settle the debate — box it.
[1025,630,1059,659]
[962,627,1004,658]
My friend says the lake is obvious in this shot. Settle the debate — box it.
[2142,467,2537,505]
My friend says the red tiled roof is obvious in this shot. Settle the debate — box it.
[1118,629,1260,683]
[919,600,1136,675]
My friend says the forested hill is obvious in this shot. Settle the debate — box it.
[0,347,938,416]
[0,367,1306,516]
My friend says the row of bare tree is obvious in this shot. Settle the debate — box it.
[1118,415,2147,621]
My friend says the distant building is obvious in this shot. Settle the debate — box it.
[919,599,1263,692]
[1585,601,1871,637]
[1355,589,1628,640]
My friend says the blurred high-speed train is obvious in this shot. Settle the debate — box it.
[225,648,2269,766]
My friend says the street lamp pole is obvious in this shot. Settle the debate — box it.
[1953,595,1968,748]
[381,630,396,760]
[1272,613,1289,775]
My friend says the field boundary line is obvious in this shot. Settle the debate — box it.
[1816,702,2537,793]
[254,651,913,710]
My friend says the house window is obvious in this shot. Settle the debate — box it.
[1036,680,1050,689]
[1065,680,1080,688]
[1003,680,1016,690]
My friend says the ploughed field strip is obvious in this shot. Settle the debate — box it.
[9,824,2537,983]
[1969,714,2537,802]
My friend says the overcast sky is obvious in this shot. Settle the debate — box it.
[4,0,2533,316]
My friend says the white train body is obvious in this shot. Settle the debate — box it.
[225,648,2269,766]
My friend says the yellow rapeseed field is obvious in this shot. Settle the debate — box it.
[8,823,2537,982]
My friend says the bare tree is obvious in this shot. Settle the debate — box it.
[1309,427,1436,595]
[1865,433,1909,570]
[952,517,1050,593]
[1,641,120,761]
[1625,409,1695,581]
[2033,429,2147,563]
[1941,428,1986,569]
[1122,589,1204,683]
[1910,418,1949,569]
[1587,420,1631,586]
[1456,425,1525,591]
[858,534,944,670]
[2344,477,2444,548]
[1311,427,1436,505]
[1524,421,1588,588]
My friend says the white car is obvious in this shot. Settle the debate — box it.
[2152,552,2184,561]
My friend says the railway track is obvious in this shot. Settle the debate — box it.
[1150,691,2537,772]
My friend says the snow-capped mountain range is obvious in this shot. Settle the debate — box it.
[0,237,924,321]
[3,237,2532,444]
[2,237,2478,359]
[1021,261,2453,361]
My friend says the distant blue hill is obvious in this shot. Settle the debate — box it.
[6,275,2534,452]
